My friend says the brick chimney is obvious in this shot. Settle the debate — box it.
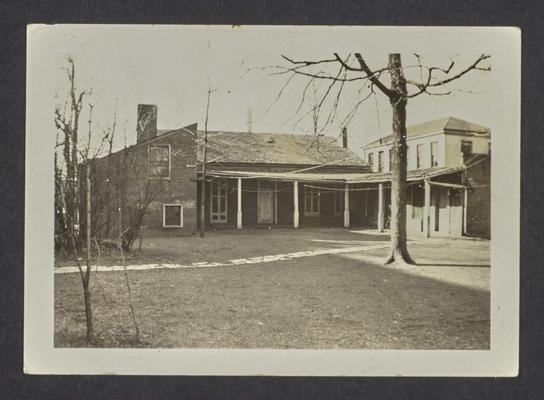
[342,127,348,148]
[136,104,158,143]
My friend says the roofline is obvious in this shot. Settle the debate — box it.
[362,128,490,150]
[96,123,198,160]
[206,161,369,169]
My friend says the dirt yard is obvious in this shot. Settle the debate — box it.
[54,228,490,349]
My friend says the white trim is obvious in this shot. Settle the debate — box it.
[162,203,183,228]
[237,177,242,229]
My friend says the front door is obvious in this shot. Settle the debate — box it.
[257,180,274,224]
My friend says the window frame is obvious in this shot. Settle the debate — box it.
[430,141,438,167]
[304,185,320,216]
[163,203,183,228]
[368,152,374,171]
[388,149,392,172]
[461,140,473,156]
[378,151,384,172]
[148,144,172,180]
[210,179,228,224]
[416,143,423,169]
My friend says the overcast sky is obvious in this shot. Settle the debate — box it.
[28,25,517,156]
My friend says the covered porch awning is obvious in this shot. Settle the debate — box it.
[205,164,467,186]
[205,169,366,183]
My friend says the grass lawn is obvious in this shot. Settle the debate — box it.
[54,228,490,349]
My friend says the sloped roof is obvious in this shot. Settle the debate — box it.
[196,131,366,167]
[364,117,491,148]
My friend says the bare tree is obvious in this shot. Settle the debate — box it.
[199,86,212,238]
[277,53,491,265]
[54,57,88,251]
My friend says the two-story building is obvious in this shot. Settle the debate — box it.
[361,117,491,238]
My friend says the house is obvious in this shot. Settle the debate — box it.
[361,117,491,238]
[89,105,490,242]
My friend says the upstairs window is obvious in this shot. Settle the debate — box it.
[304,186,320,216]
[461,140,473,156]
[430,141,438,167]
[163,204,183,227]
[416,143,423,169]
[148,145,171,179]
[378,151,384,172]
[388,149,392,172]
[368,153,374,171]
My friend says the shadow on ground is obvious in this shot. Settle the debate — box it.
[55,229,489,350]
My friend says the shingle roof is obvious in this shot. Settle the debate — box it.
[364,117,491,148]
[196,131,366,167]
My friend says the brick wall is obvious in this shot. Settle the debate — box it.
[90,128,197,242]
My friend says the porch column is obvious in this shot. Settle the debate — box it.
[377,183,384,232]
[274,180,278,224]
[463,187,468,236]
[423,178,431,238]
[237,177,242,229]
[293,181,299,228]
[343,183,350,228]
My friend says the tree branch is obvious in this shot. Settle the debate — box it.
[353,53,396,98]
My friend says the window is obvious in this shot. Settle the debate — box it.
[304,186,320,216]
[378,151,384,172]
[368,152,374,171]
[461,140,473,156]
[210,179,228,223]
[163,204,183,227]
[148,145,171,179]
[388,149,392,172]
[416,143,423,169]
[430,141,438,167]
[334,190,344,215]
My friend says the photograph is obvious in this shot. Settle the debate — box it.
[24,25,520,375]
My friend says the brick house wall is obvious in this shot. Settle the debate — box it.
[90,127,197,241]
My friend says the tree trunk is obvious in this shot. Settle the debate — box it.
[83,161,94,342]
[385,54,415,265]
[200,89,211,238]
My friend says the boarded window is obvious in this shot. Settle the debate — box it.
[149,145,170,178]
[163,204,183,227]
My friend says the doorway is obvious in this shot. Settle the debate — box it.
[257,180,274,224]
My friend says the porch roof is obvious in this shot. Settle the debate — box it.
[347,165,466,184]
[206,165,465,184]
[206,170,365,183]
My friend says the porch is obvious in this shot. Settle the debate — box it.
[196,166,479,238]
